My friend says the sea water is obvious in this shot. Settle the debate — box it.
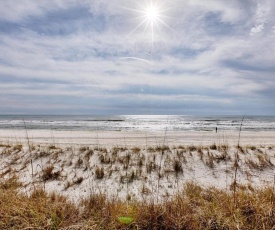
[0,115,275,132]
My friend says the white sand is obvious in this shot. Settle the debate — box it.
[0,128,275,203]
[0,129,274,147]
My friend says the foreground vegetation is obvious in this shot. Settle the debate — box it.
[1,175,275,229]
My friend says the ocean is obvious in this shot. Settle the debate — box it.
[0,115,275,132]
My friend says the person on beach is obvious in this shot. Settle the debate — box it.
[216,127,217,133]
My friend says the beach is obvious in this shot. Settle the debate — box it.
[1,128,275,147]
[1,128,275,203]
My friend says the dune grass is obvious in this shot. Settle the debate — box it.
[1,175,275,229]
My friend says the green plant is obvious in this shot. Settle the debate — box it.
[117,216,134,225]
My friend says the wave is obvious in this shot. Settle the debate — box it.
[0,115,275,132]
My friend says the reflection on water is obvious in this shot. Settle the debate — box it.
[0,115,275,131]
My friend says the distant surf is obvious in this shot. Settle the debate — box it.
[0,115,275,132]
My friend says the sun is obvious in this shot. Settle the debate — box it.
[123,0,172,44]
[145,3,160,23]
[121,1,172,63]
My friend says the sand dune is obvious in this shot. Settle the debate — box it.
[1,128,275,203]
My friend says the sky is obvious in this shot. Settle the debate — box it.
[0,0,275,115]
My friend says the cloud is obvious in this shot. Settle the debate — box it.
[0,0,275,115]
[250,3,269,35]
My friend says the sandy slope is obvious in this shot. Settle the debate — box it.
[0,129,275,203]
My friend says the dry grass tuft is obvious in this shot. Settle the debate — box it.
[247,145,257,151]
[41,165,60,181]
[1,176,275,229]
[74,176,84,185]
[48,145,58,150]
[0,177,79,229]
[79,146,88,153]
[257,154,273,168]
[156,145,168,152]
[219,144,229,151]
[131,146,141,154]
[173,160,183,176]
[95,166,104,179]
[13,144,23,152]
[209,143,217,150]
[237,145,245,154]
[205,152,215,168]
[76,157,83,167]
[147,146,155,153]
[188,145,197,152]
[0,143,11,147]
[0,175,22,190]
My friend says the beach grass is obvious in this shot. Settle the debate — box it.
[1,176,275,229]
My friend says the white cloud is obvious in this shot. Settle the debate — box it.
[0,0,275,114]
[250,3,270,35]
[0,0,72,22]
